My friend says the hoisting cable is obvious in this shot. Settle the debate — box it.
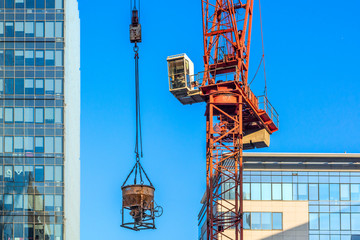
[258,0,268,98]
[122,0,153,188]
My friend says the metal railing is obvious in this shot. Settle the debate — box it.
[258,95,279,128]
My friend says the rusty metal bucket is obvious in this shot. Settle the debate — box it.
[122,185,155,210]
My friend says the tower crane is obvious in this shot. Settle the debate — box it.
[167,0,279,239]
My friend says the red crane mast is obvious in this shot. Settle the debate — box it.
[168,1,279,239]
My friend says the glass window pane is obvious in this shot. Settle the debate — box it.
[309,184,319,200]
[35,108,43,123]
[25,22,34,37]
[352,213,360,230]
[25,108,34,122]
[45,108,54,123]
[14,108,23,122]
[251,213,261,230]
[45,166,54,181]
[5,136,13,152]
[14,137,23,152]
[55,22,63,37]
[282,184,292,200]
[262,212,271,230]
[272,213,282,230]
[24,195,33,211]
[244,212,250,229]
[310,213,319,230]
[341,184,350,201]
[55,166,62,182]
[5,107,13,122]
[330,213,340,231]
[351,184,360,201]
[34,195,43,211]
[35,137,44,152]
[4,195,13,210]
[55,0,62,8]
[35,22,44,37]
[45,79,54,94]
[330,184,339,201]
[319,213,329,230]
[55,108,62,123]
[55,79,62,94]
[55,195,62,211]
[14,195,23,210]
[55,50,63,66]
[251,183,260,200]
[298,184,308,200]
[261,183,271,200]
[45,195,54,211]
[320,184,330,200]
[45,137,54,153]
[272,184,281,200]
[45,22,54,37]
[341,213,350,230]
[55,137,62,153]
[243,183,250,200]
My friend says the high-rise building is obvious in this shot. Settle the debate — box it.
[198,153,360,240]
[0,0,80,239]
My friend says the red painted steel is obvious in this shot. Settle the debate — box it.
[199,0,278,239]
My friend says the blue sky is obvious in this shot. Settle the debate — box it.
[79,0,360,239]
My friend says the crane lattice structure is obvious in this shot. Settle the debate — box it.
[167,0,279,239]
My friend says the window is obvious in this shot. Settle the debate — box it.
[55,166,62,181]
[261,183,271,200]
[320,213,330,230]
[25,50,34,66]
[45,166,54,181]
[45,22,55,37]
[25,78,34,93]
[352,214,360,230]
[55,195,62,211]
[24,166,34,181]
[35,51,44,66]
[14,137,24,152]
[45,195,54,211]
[261,213,272,230]
[330,213,340,231]
[309,184,319,200]
[244,212,251,229]
[55,50,63,66]
[35,195,43,211]
[5,22,14,37]
[5,108,13,122]
[272,213,282,230]
[45,51,55,65]
[5,166,13,181]
[14,195,23,210]
[25,22,34,37]
[272,184,282,200]
[35,108,44,123]
[55,108,62,123]
[15,0,25,8]
[251,212,261,230]
[55,22,63,37]
[0,79,3,94]
[251,183,261,200]
[14,108,23,122]
[4,195,13,211]
[15,78,24,94]
[36,79,44,94]
[55,0,63,8]
[0,22,4,37]
[298,184,308,200]
[5,50,14,66]
[26,0,35,8]
[36,0,45,8]
[24,137,34,152]
[25,108,34,122]
[35,166,44,182]
[351,184,360,201]
[24,195,33,211]
[5,78,14,94]
[45,79,54,94]
[15,50,24,65]
[319,184,330,200]
[55,79,62,94]
[35,137,44,152]
[5,0,14,8]
[341,184,350,200]
[0,50,4,65]
[282,183,292,200]
[341,213,350,230]
[310,213,319,230]
[330,184,340,201]
[46,0,55,8]
[15,22,24,37]
[45,137,54,153]
[35,22,44,37]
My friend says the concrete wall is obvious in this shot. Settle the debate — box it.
[64,0,81,239]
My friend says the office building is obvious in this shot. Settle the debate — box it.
[198,153,360,240]
[0,0,80,239]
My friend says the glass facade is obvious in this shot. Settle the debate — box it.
[221,171,360,240]
[0,1,65,239]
